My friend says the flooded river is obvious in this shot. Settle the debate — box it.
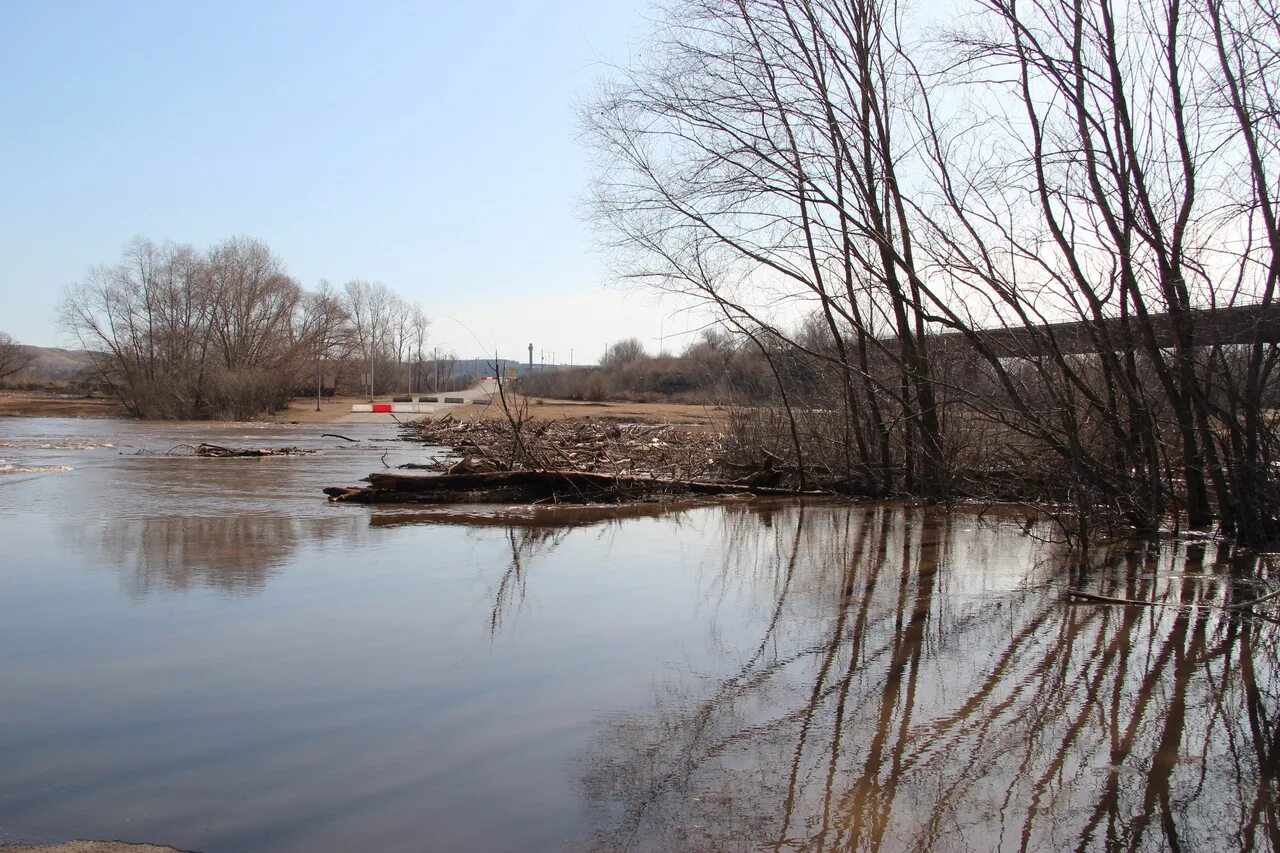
[1,417,1277,851]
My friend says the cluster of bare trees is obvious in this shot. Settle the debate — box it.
[339,279,432,400]
[589,0,1280,543]
[62,236,433,419]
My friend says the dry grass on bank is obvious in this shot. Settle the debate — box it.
[0,388,728,429]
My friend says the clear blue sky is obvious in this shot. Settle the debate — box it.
[0,0,695,362]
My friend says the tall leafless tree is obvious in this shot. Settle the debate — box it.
[297,280,353,410]
[409,302,430,394]
[343,280,401,398]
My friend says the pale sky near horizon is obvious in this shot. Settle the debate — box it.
[0,0,703,364]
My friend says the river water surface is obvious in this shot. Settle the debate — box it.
[1,417,1277,851]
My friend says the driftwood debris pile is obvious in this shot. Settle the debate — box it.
[402,416,731,481]
[326,415,815,505]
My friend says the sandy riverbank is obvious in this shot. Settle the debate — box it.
[1,391,725,428]
[0,392,127,418]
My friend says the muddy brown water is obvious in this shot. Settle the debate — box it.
[0,417,1277,852]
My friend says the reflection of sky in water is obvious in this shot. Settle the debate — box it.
[0,417,1276,852]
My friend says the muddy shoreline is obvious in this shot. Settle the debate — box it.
[0,392,126,419]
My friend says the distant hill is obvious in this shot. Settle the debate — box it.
[8,345,99,383]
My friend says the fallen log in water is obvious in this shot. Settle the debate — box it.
[193,443,318,458]
[324,469,826,505]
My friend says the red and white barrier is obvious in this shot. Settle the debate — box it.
[350,399,492,414]
[351,402,418,413]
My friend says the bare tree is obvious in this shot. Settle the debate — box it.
[297,280,353,410]
[342,280,399,398]
[0,332,35,381]
[202,237,305,417]
[409,302,429,394]
[389,296,414,394]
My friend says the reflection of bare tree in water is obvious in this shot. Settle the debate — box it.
[472,505,700,637]
[80,515,369,595]
[488,525,572,635]
[575,505,1280,851]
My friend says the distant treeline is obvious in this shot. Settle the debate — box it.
[516,333,772,403]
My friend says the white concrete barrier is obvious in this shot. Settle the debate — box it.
[351,387,495,414]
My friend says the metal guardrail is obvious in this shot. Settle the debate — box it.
[934,303,1280,357]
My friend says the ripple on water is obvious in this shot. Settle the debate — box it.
[0,461,74,474]
[0,439,114,450]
